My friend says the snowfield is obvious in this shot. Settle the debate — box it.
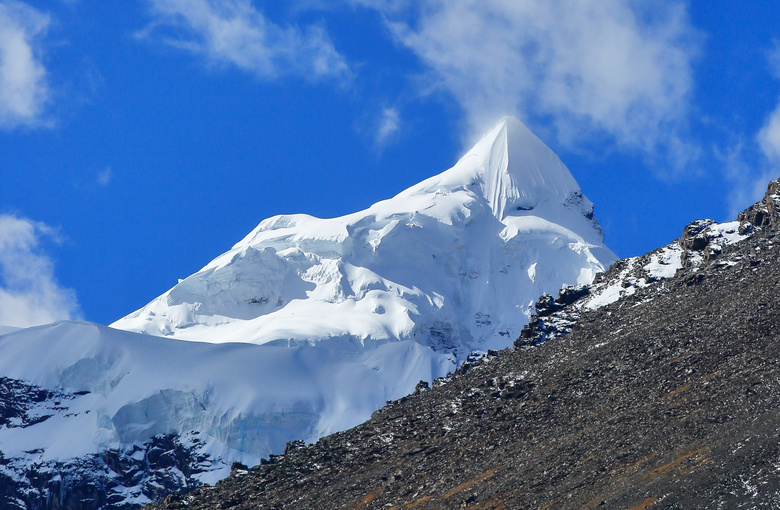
[0,117,616,505]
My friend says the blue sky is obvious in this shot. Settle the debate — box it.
[1,0,779,327]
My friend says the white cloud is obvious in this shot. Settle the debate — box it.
[767,39,780,80]
[97,167,112,187]
[715,40,780,218]
[375,107,399,147]
[0,0,50,129]
[0,215,80,328]
[142,0,350,81]
[361,0,699,158]
[349,0,408,12]
[723,42,780,217]
[758,101,780,164]
[719,100,780,218]
[749,99,780,202]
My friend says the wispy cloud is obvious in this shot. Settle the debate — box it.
[0,0,50,129]
[717,141,761,218]
[0,214,81,327]
[720,144,776,219]
[766,38,780,80]
[742,99,780,209]
[97,167,112,187]
[375,107,399,147]
[140,0,350,82]
[758,100,780,163]
[721,44,780,217]
[359,0,700,166]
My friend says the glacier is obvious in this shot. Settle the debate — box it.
[0,117,616,507]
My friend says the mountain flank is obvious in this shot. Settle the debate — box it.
[0,118,615,510]
[150,180,780,509]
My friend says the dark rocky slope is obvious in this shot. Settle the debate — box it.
[149,180,780,510]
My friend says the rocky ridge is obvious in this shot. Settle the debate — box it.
[148,179,780,509]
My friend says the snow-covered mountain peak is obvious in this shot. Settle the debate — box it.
[406,117,585,223]
[112,119,615,354]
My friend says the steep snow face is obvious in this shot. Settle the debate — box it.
[410,117,583,222]
[112,117,615,355]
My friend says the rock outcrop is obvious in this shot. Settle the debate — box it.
[738,179,780,228]
[0,376,212,510]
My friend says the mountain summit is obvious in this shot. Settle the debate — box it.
[416,116,588,221]
[0,119,615,509]
[112,117,615,355]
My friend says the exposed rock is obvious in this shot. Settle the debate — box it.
[738,179,780,228]
[414,380,430,394]
[532,293,558,317]
[556,283,589,306]
[681,218,716,251]
[0,378,73,430]
[0,402,212,510]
